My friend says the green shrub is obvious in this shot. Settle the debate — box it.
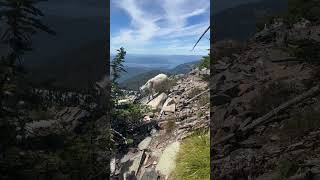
[197,55,210,69]
[126,138,134,145]
[112,103,151,136]
[171,132,210,180]
[197,112,205,118]
[200,74,210,82]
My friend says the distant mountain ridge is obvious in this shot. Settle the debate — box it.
[119,60,201,90]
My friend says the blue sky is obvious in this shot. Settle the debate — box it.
[111,0,210,55]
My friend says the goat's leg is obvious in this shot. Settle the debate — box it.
[149,81,155,100]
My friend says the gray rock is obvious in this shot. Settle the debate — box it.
[121,151,146,179]
[141,168,158,180]
[147,93,167,111]
[138,137,152,151]
[110,158,116,175]
[200,68,210,75]
[156,142,180,177]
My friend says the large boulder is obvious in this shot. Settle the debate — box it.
[147,93,167,111]
[162,104,176,113]
[160,98,176,114]
[156,142,180,177]
[120,150,146,179]
[138,137,152,151]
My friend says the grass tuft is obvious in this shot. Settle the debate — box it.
[171,132,210,180]
[187,87,203,98]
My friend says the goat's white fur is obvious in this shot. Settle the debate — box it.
[140,74,168,100]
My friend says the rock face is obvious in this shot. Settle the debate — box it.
[211,18,320,180]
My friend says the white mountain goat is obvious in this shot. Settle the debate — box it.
[140,74,168,100]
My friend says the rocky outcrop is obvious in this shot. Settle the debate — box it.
[112,68,210,180]
[211,19,320,180]
[26,107,91,137]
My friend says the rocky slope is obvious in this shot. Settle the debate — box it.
[111,68,210,180]
[211,19,320,180]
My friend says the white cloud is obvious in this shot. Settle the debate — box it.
[111,0,210,55]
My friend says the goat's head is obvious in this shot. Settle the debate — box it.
[139,82,150,94]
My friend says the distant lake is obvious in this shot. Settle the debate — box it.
[110,54,203,69]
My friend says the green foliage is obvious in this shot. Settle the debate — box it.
[1,130,110,180]
[0,1,111,179]
[112,103,150,136]
[197,54,210,69]
[171,132,210,180]
[111,47,127,84]
[197,111,204,118]
[111,47,127,109]
[197,54,210,81]
[126,138,134,145]
[0,0,55,65]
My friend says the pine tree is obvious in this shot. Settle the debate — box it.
[111,47,127,84]
[0,0,55,65]
[0,0,55,114]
